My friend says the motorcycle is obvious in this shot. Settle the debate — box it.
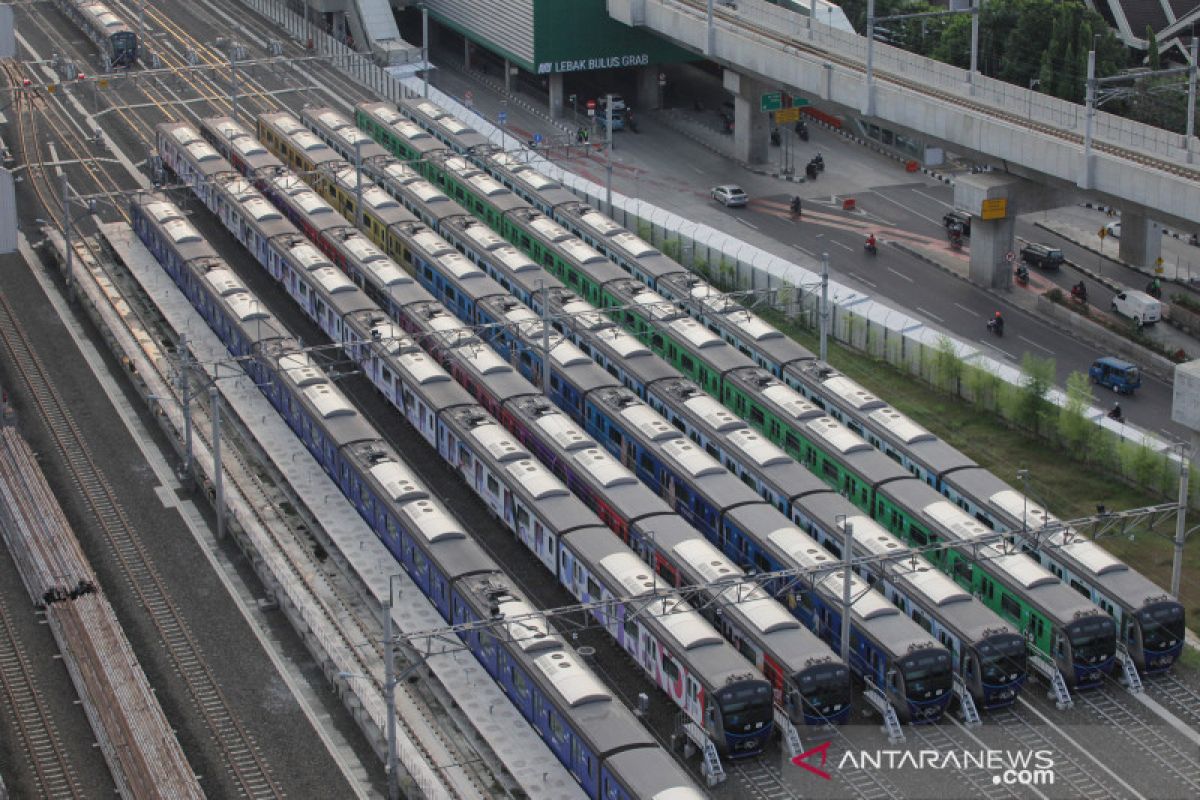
[812,153,825,172]
[1014,266,1029,286]
[796,121,809,141]
[949,231,964,251]
[805,162,818,180]
[1070,284,1088,304]
[1107,406,1125,423]
[864,239,877,256]
[986,317,1005,337]
[1145,281,1162,299]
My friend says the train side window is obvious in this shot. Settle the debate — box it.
[1069,579,1089,598]
[1000,593,1021,622]
[952,558,971,584]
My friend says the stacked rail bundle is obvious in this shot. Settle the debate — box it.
[0,427,202,799]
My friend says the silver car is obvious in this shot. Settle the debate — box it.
[712,185,748,207]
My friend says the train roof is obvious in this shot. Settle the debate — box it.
[984,488,1174,611]
[916,499,1113,627]
[300,106,390,162]
[258,111,342,166]
[724,368,824,423]
[556,203,685,281]
[326,166,414,227]
[200,116,283,175]
[264,174,351,236]
[796,494,1017,642]
[430,153,529,214]
[602,748,706,800]
[356,101,448,159]
[405,98,493,153]
[563,527,762,686]
[160,123,233,180]
[483,151,579,209]
[267,352,378,447]
[448,341,541,405]
[134,197,219,263]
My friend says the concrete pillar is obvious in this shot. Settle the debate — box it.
[332,11,347,43]
[464,39,471,71]
[724,69,769,165]
[636,65,663,110]
[1117,211,1163,272]
[548,72,564,119]
[504,58,511,93]
[955,174,1080,289]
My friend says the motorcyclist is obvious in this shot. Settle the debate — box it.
[1015,264,1029,283]
[948,222,964,247]
[1108,402,1123,422]
[1147,277,1162,298]
[790,196,802,217]
[988,310,1004,334]
[1071,281,1088,302]
[865,233,877,251]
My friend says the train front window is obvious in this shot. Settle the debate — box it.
[901,652,951,699]
[977,635,1027,685]
[1067,617,1116,664]
[1138,603,1184,651]
[717,683,773,732]
[797,665,850,716]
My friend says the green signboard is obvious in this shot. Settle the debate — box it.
[760,92,783,112]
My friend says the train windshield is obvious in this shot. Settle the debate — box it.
[796,664,851,717]
[717,682,773,731]
[901,651,952,699]
[977,635,1027,685]
[1138,603,1185,651]
[1067,616,1116,664]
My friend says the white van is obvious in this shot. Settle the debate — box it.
[1110,290,1161,326]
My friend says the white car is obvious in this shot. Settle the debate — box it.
[1105,221,1121,239]
[712,185,748,207]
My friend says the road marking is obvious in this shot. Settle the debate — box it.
[955,302,979,317]
[1018,335,1055,355]
[980,339,1016,359]
[916,306,944,323]
[948,716,1050,800]
[791,243,815,257]
[887,267,914,283]
[848,273,877,288]
[735,217,758,230]
[913,188,954,208]
[830,239,852,251]
[690,165,705,174]
[1016,697,1147,800]
[869,189,942,226]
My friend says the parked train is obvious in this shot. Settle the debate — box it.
[52,0,137,67]
[350,97,1173,679]
[289,104,1110,696]
[157,121,782,759]
[129,190,708,800]
[198,113,961,726]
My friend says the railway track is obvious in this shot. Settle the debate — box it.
[1078,690,1200,796]
[1144,672,1200,731]
[0,596,85,800]
[679,0,1198,182]
[0,290,286,800]
[991,706,1125,800]
[908,723,1018,800]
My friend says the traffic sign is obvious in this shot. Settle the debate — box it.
[1155,256,1165,274]
[1005,250,1016,263]
[980,198,1007,220]
[775,107,802,124]
[1098,226,1108,240]
[533,133,543,145]
[497,110,507,126]
[760,91,783,112]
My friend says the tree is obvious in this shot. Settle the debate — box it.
[1057,372,1094,451]
[1018,353,1056,434]
[999,0,1056,86]
[1146,26,1161,71]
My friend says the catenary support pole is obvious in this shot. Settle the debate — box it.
[1187,36,1198,162]
[386,577,400,800]
[819,252,830,362]
[541,281,551,397]
[211,386,224,539]
[605,93,614,215]
[179,334,192,476]
[1082,46,1096,187]
[840,518,853,664]
[422,5,430,99]
[968,0,980,92]
[354,139,364,231]
[1171,439,1192,599]
[865,0,875,115]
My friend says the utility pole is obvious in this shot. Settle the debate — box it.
[819,251,830,361]
[385,577,400,800]
[1171,441,1191,599]
[230,43,239,123]
[840,516,853,664]
[421,5,430,100]
[1188,36,1198,163]
[706,0,715,55]
[540,281,551,397]
[354,138,364,231]
[1081,44,1097,189]
[179,334,193,476]
[61,174,72,283]
[968,0,980,93]
[605,93,614,216]
[211,386,224,540]
[865,0,876,116]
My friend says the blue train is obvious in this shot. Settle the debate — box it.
[129,192,707,800]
